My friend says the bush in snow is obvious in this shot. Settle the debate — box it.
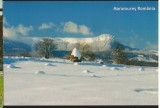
[35,71,45,74]
[74,62,79,65]
[97,59,104,64]
[138,67,145,71]
[90,74,97,77]
[110,67,120,70]
[45,63,54,66]
[82,70,90,73]
[40,58,46,61]
[7,64,16,68]
[123,66,129,69]
[52,60,57,62]
[123,66,127,69]
[102,65,107,67]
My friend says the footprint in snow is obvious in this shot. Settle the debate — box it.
[90,74,101,78]
[35,71,45,74]
[45,63,55,66]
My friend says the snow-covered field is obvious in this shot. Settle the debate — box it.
[3,57,158,105]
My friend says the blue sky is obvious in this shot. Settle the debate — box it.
[3,1,158,50]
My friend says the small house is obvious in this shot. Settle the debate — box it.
[70,48,81,62]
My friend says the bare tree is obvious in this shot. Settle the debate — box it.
[111,41,127,64]
[34,38,56,59]
[79,43,90,52]
[79,44,95,61]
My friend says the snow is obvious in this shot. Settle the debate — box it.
[74,62,79,65]
[98,34,114,41]
[4,57,158,105]
[84,38,94,43]
[35,71,45,74]
[138,67,145,71]
[110,67,120,70]
[131,56,158,63]
[82,69,91,73]
[102,65,107,67]
[156,69,159,72]
[6,64,17,68]
[62,34,113,44]
[71,48,81,59]
[45,63,54,66]
[90,74,98,77]
[123,66,127,69]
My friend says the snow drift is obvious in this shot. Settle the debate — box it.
[4,57,158,105]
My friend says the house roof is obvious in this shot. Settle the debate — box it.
[71,48,81,59]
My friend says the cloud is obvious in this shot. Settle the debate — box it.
[3,26,34,45]
[17,24,33,36]
[3,27,17,39]
[146,41,158,50]
[79,25,92,35]
[38,22,54,30]
[4,24,33,39]
[63,21,93,35]
[63,21,78,33]
[3,22,34,45]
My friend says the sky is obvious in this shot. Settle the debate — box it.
[3,1,158,50]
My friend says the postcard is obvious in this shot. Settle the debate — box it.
[3,0,158,106]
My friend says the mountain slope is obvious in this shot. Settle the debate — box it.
[3,38,32,56]
[32,34,116,52]
[3,34,157,57]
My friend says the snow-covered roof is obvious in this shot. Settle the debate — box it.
[71,48,81,59]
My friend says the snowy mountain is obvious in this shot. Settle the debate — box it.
[3,34,158,64]
[3,38,32,56]
[4,34,116,53]
[32,34,115,52]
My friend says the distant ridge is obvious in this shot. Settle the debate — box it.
[3,34,141,54]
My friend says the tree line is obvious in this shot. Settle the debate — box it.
[18,38,157,67]
[34,38,130,65]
